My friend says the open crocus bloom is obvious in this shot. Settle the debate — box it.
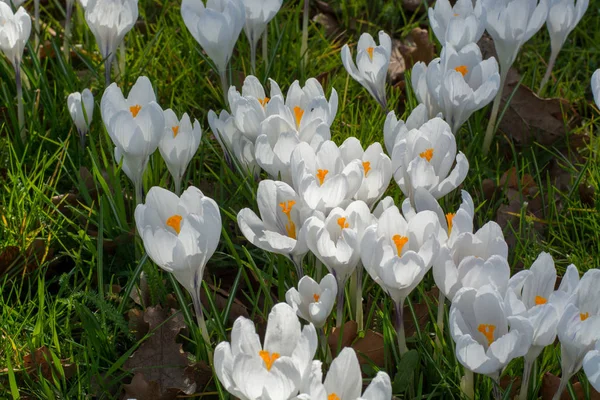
[214,303,318,400]
[158,110,202,192]
[84,0,138,63]
[339,137,392,209]
[450,284,533,376]
[584,341,600,392]
[208,109,259,178]
[505,252,579,362]
[483,0,548,72]
[100,76,165,189]
[304,200,375,289]
[228,75,283,142]
[557,269,600,382]
[428,0,485,50]
[68,89,94,138]
[181,0,245,76]
[383,104,433,156]
[546,0,588,63]
[341,30,391,110]
[412,43,500,133]
[0,3,31,68]
[290,141,363,214]
[134,186,222,296]
[255,96,331,185]
[286,274,337,328]
[592,69,600,108]
[391,117,469,201]
[237,179,321,272]
[299,347,392,400]
[361,206,442,308]
[281,78,338,127]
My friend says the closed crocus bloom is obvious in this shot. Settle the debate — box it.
[383,104,432,156]
[555,270,600,399]
[208,109,259,178]
[0,3,30,67]
[214,303,318,400]
[68,89,94,147]
[339,137,392,209]
[101,76,165,197]
[391,117,469,201]
[159,110,202,195]
[450,284,533,377]
[286,274,337,328]
[237,179,320,276]
[583,341,600,392]
[255,96,331,184]
[241,0,282,71]
[291,141,363,214]
[341,31,391,110]
[420,42,500,133]
[429,0,485,50]
[591,69,600,109]
[228,75,283,142]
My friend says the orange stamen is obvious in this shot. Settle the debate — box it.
[366,47,374,60]
[328,394,341,400]
[313,293,320,302]
[477,324,496,345]
[279,200,297,239]
[362,161,371,176]
[392,235,408,256]
[258,97,270,107]
[455,65,468,76]
[337,217,349,230]
[446,213,455,234]
[258,350,280,371]
[535,296,547,305]
[129,104,141,118]
[293,106,304,127]
[172,126,179,138]
[166,215,183,234]
[581,312,590,321]
[316,169,329,185]
[419,148,434,162]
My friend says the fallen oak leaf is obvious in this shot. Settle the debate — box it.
[540,372,600,399]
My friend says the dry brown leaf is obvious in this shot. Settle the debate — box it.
[398,28,435,70]
[499,167,537,194]
[0,245,20,276]
[327,321,385,367]
[23,346,75,381]
[402,0,435,12]
[202,283,249,324]
[403,288,438,338]
[540,372,600,399]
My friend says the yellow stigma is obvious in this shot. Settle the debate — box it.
[259,350,280,371]
[455,65,468,76]
[129,104,142,118]
[477,324,496,345]
[419,148,434,162]
[362,161,371,176]
[392,235,408,256]
[316,169,329,185]
[366,46,374,60]
[337,217,349,230]
[279,200,297,239]
[313,293,320,302]
[166,214,183,234]
[293,106,304,127]
[446,213,455,234]
[258,97,270,107]
[581,312,590,321]
[172,126,179,138]
[453,13,459,16]
[328,394,341,400]
[535,296,547,305]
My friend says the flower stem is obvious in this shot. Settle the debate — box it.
[175,177,182,196]
[250,41,257,76]
[301,0,309,71]
[519,358,533,400]
[219,69,229,107]
[34,0,40,55]
[355,265,364,331]
[394,299,407,356]
[434,291,445,354]
[335,276,346,328]
[482,67,509,155]
[134,180,143,206]
[291,254,304,279]
[192,292,213,364]
[262,26,268,71]
[315,258,323,281]
[460,370,475,400]
[119,42,126,79]
[491,372,502,400]
[15,63,25,143]
[538,49,559,96]
[64,0,73,62]
[104,55,113,87]
[318,327,332,363]
[552,374,570,400]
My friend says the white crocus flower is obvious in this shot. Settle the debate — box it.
[450,284,534,378]
[341,31,391,110]
[361,205,442,354]
[85,0,138,85]
[555,269,600,399]
[539,0,588,92]
[286,274,337,328]
[383,104,433,156]
[391,117,469,201]
[67,89,94,148]
[208,109,259,178]
[505,252,579,400]
[0,3,31,68]
[255,96,332,184]
[583,341,600,393]
[228,75,283,142]
[241,0,282,72]
[159,110,202,195]
[237,179,321,276]
[181,0,245,98]
[411,43,500,134]
[281,78,338,127]
[290,141,363,214]
[214,303,318,400]
[100,76,165,199]
[339,137,392,209]
[428,0,485,50]
[591,69,600,109]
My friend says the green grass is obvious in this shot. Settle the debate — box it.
[1,0,599,398]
